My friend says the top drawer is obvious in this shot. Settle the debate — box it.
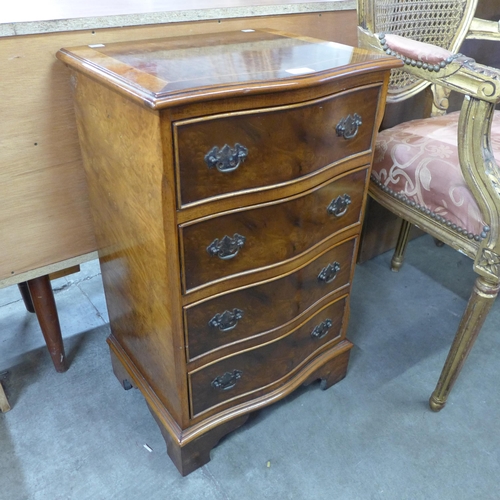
[173,85,380,207]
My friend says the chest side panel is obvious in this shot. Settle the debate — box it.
[71,72,187,422]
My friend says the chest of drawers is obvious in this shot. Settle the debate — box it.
[57,29,400,476]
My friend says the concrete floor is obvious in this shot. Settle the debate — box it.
[1,235,499,500]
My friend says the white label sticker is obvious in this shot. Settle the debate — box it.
[285,67,315,75]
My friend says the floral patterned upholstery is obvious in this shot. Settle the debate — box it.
[371,110,500,240]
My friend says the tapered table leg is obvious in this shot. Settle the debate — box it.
[18,282,35,313]
[27,275,67,373]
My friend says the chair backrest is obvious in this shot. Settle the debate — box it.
[357,0,479,102]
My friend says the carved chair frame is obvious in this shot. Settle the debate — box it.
[357,0,500,410]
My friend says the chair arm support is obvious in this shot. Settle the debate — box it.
[459,98,500,279]
[467,18,500,41]
[358,28,500,104]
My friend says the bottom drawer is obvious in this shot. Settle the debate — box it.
[189,296,347,416]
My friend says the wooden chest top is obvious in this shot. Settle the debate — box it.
[57,29,397,109]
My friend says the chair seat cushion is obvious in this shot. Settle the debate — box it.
[371,110,500,239]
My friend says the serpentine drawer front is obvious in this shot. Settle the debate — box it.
[57,28,400,476]
[174,85,380,207]
[189,297,346,416]
[180,168,367,291]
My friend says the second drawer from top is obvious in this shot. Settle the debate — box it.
[180,167,367,292]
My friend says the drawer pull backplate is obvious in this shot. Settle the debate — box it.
[209,308,244,332]
[318,262,341,284]
[204,143,248,173]
[336,113,362,140]
[207,233,246,260]
[327,194,351,217]
[311,319,333,340]
[211,370,243,391]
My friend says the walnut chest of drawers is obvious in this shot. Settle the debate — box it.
[57,29,399,476]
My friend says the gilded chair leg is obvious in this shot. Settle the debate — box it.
[0,382,10,413]
[27,275,67,373]
[390,219,412,272]
[429,276,500,412]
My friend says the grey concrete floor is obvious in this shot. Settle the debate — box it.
[1,235,499,500]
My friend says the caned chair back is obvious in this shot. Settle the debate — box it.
[357,0,479,102]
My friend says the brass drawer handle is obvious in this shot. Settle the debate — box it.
[318,262,341,284]
[209,308,244,332]
[204,143,248,173]
[327,194,351,217]
[211,370,243,391]
[311,319,333,340]
[336,113,362,140]
[206,233,246,260]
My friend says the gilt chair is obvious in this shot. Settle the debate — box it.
[357,0,500,411]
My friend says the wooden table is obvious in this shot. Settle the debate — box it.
[0,0,356,287]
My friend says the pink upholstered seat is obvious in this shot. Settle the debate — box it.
[371,110,500,240]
